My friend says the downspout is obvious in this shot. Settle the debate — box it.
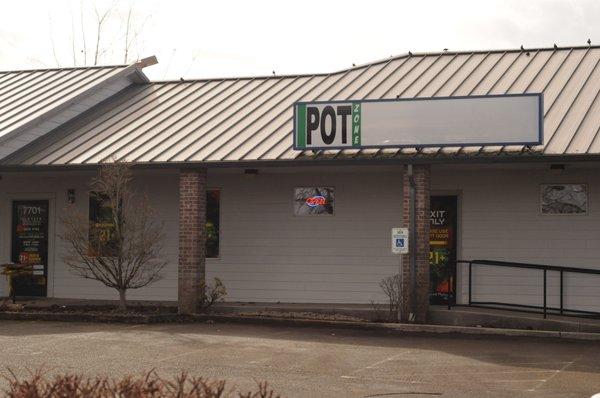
[407,164,417,322]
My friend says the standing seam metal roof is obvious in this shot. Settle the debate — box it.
[5,46,600,165]
[0,65,129,141]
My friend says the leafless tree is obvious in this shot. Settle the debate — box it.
[59,161,166,311]
[49,0,148,67]
[92,4,112,65]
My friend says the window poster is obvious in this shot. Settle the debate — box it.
[429,196,458,305]
[89,192,118,257]
[206,189,220,258]
[541,184,587,215]
[294,187,334,215]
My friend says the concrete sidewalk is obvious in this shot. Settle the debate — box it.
[429,305,600,333]
[5,298,600,338]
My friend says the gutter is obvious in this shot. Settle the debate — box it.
[1,153,600,172]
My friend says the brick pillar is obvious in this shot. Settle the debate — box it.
[178,169,207,314]
[401,164,431,323]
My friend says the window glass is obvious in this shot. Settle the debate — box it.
[89,192,118,256]
[206,189,220,258]
[540,184,587,215]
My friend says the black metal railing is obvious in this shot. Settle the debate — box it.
[454,259,600,318]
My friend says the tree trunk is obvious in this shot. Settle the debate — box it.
[118,289,127,312]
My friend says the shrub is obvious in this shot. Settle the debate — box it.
[379,274,402,322]
[200,277,227,309]
[3,369,280,398]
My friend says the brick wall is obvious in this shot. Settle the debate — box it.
[178,169,207,314]
[401,164,431,323]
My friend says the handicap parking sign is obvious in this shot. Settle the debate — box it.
[391,228,409,254]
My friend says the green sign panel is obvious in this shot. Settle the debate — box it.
[295,102,362,150]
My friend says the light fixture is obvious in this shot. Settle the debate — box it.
[67,189,76,204]
[550,164,566,175]
[244,169,259,178]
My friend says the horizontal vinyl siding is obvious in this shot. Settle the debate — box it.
[206,169,403,303]
[3,164,598,311]
[432,166,600,313]
[0,170,178,301]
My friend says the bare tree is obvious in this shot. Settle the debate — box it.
[59,161,166,311]
[49,1,147,67]
[93,4,112,65]
[80,0,88,65]
[123,6,133,64]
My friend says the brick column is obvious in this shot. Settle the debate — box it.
[401,164,431,323]
[178,168,207,314]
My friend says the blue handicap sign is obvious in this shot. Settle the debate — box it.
[395,238,405,248]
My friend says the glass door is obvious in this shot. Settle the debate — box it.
[11,200,49,297]
[429,196,458,305]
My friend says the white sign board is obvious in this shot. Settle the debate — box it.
[294,94,543,150]
[391,227,409,254]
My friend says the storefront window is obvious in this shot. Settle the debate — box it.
[89,192,118,257]
[540,184,587,215]
[206,189,220,258]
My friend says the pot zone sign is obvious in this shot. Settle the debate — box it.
[293,94,543,150]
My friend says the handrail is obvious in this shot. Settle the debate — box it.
[455,259,600,319]
[461,259,600,275]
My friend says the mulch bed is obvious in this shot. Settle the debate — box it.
[0,298,376,321]
[22,303,178,315]
[237,310,366,322]
[0,301,181,323]
[0,301,373,325]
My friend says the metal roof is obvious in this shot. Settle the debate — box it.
[5,46,600,166]
[0,65,129,141]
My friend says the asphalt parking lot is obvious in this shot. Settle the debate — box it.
[0,320,599,397]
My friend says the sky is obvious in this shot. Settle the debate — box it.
[1,0,599,80]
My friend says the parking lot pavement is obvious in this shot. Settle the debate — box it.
[0,320,599,398]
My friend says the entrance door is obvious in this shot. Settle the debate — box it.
[429,196,458,305]
[11,200,49,297]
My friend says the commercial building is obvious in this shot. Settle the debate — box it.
[1,46,599,321]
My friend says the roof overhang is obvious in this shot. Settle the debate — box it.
[0,153,599,173]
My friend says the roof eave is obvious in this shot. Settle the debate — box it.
[1,153,599,172]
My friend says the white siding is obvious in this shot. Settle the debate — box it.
[432,165,600,313]
[0,167,404,304]
[0,170,179,301]
[207,168,404,303]
[1,164,598,312]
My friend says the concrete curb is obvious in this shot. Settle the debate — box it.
[203,314,600,341]
[1,311,599,341]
